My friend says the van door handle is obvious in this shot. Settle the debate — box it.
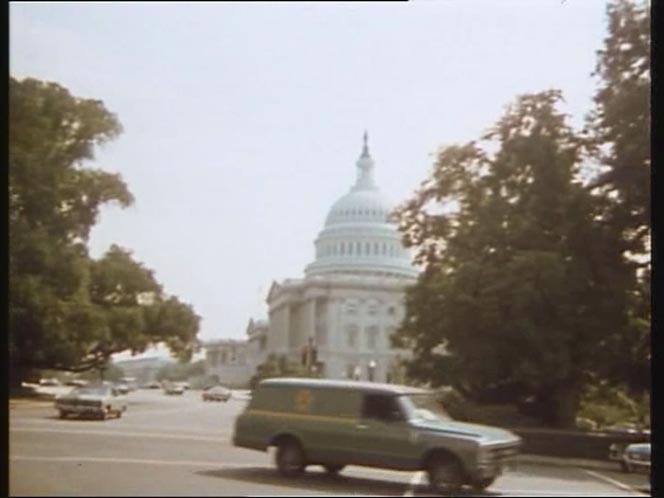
[356,424,368,430]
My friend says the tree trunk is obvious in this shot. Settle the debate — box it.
[549,382,582,429]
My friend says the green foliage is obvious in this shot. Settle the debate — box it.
[587,0,650,258]
[77,363,126,383]
[392,1,650,428]
[394,90,634,428]
[585,0,651,397]
[249,354,320,390]
[9,77,200,382]
[577,381,650,429]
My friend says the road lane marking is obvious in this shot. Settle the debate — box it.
[11,419,232,437]
[583,470,649,496]
[10,455,258,468]
[10,427,229,443]
[403,470,424,496]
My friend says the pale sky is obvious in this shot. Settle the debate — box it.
[10,1,611,350]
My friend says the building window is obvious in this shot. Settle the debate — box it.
[346,325,358,348]
[349,242,353,255]
[374,242,379,255]
[340,242,345,255]
[367,326,379,349]
[382,243,387,255]
[345,301,358,315]
[220,350,228,365]
[387,306,396,316]
[356,242,361,255]
[365,242,370,255]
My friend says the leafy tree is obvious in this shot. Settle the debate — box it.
[393,91,633,428]
[9,77,200,385]
[585,0,651,397]
[10,77,132,385]
[88,245,201,367]
[586,0,650,259]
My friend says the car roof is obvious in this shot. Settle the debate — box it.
[259,377,428,395]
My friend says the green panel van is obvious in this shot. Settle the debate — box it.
[233,378,522,493]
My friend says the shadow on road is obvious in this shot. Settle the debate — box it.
[196,466,501,497]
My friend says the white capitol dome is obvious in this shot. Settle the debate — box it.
[305,133,418,280]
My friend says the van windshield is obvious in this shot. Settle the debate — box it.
[399,393,451,422]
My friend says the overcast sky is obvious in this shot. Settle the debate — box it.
[11,1,611,354]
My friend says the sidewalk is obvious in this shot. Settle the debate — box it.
[519,453,619,472]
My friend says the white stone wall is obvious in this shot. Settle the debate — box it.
[257,275,411,383]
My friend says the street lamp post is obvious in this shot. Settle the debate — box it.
[368,360,376,382]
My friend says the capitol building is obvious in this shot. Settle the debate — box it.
[205,134,419,386]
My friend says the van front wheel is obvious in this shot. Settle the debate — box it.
[276,439,306,477]
[427,453,464,494]
[471,477,495,491]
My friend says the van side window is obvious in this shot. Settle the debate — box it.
[362,394,403,422]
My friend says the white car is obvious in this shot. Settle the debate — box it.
[163,383,184,395]
[202,386,231,402]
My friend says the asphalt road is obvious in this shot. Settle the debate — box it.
[9,388,650,497]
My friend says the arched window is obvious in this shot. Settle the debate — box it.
[366,326,380,349]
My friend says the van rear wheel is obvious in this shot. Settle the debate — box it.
[276,439,306,477]
[324,464,345,474]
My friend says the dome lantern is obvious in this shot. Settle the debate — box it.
[353,130,377,192]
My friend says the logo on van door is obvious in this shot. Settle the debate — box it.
[294,389,313,413]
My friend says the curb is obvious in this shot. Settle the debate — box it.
[519,453,619,472]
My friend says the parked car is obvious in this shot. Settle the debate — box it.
[178,382,191,390]
[55,385,127,420]
[65,379,89,387]
[233,378,522,494]
[622,443,651,474]
[610,442,651,473]
[142,381,161,389]
[202,386,231,402]
[163,382,184,395]
[39,378,60,386]
[114,383,130,395]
